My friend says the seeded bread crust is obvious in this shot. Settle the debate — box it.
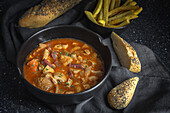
[111,32,141,73]
[107,77,139,109]
[19,0,82,28]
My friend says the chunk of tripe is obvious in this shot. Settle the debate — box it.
[83,84,90,90]
[43,65,54,74]
[65,91,75,94]
[60,55,73,66]
[91,70,103,77]
[75,85,82,93]
[45,73,57,85]
[84,49,91,55]
[62,44,68,49]
[54,72,67,82]
[88,76,98,81]
[55,84,64,94]
[72,54,78,60]
[42,49,50,60]
[54,44,68,50]
[85,66,92,80]
[70,46,80,53]
[82,44,89,49]
[66,78,73,88]
[111,32,141,73]
[77,56,83,62]
[70,68,81,74]
[36,43,47,52]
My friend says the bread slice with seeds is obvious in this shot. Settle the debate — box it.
[111,32,141,73]
[107,77,139,109]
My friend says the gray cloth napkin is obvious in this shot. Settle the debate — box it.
[46,36,170,113]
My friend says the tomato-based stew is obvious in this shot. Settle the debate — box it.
[24,38,104,94]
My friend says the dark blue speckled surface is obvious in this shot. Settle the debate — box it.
[0,0,170,112]
[120,0,170,69]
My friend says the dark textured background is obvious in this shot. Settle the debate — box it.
[0,0,170,112]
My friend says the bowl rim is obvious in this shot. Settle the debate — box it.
[17,25,113,97]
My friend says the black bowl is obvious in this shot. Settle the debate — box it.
[84,0,128,37]
[17,25,112,105]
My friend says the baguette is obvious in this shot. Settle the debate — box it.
[111,32,141,73]
[19,0,82,28]
[107,77,139,109]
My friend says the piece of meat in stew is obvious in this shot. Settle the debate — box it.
[23,38,104,94]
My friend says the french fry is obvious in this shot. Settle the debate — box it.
[110,0,116,11]
[93,0,103,18]
[133,7,143,15]
[85,11,98,25]
[109,5,139,17]
[103,0,109,25]
[109,14,138,25]
[108,10,132,22]
[122,0,133,6]
[115,0,121,8]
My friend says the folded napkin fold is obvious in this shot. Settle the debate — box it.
[1,0,170,113]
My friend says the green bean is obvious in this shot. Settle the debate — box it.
[128,1,137,6]
[98,7,104,20]
[107,19,130,28]
[109,5,139,17]
[108,0,111,10]
[85,11,98,24]
[110,0,115,11]
[93,0,103,18]
[109,14,138,25]
[133,7,143,15]
[115,0,121,8]
[103,0,109,25]
[122,0,133,6]
[108,10,132,22]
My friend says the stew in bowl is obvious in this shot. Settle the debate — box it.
[24,38,104,94]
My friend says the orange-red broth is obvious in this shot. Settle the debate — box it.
[24,38,104,94]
